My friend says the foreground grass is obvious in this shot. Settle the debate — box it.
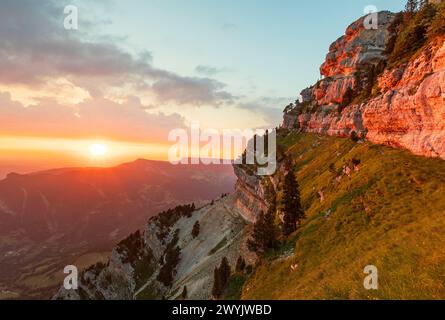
[242,133,445,300]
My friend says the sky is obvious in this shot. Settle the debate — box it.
[0,0,406,177]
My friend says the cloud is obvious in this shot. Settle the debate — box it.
[195,65,227,76]
[237,96,293,128]
[152,76,234,106]
[0,0,233,107]
[0,0,288,141]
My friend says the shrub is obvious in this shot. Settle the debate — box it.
[350,131,360,143]
[235,256,246,273]
[247,210,278,254]
[181,286,187,299]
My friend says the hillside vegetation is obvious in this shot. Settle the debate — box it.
[241,132,445,300]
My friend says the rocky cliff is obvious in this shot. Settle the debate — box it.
[283,11,445,160]
[54,196,256,300]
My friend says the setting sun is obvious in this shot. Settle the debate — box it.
[89,143,108,157]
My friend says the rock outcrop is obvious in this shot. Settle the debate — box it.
[232,165,269,223]
[54,195,256,300]
[283,12,445,160]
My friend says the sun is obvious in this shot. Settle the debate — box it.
[89,143,108,157]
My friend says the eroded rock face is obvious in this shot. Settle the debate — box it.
[320,11,395,78]
[232,166,268,223]
[301,11,395,107]
[284,12,445,160]
[363,41,445,158]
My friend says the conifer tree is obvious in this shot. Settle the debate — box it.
[235,256,246,273]
[212,257,231,299]
[281,169,305,236]
[220,257,231,283]
[191,220,200,238]
[247,209,278,254]
[181,286,187,299]
[212,267,221,298]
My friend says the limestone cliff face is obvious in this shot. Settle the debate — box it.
[232,165,268,223]
[284,12,445,160]
[363,39,445,158]
[301,11,395,106]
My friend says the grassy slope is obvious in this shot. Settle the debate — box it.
[242,133,445,300]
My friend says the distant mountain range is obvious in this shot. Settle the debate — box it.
[0,159,235,299]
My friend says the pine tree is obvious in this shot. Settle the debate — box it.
[191,221,200,238]
[212,267,222,299]
[247,209,278,254]
[281,169,305,236]
[235,256,246,273]
[212,257,231,299]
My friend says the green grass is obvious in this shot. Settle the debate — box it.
[224,274,248,300]
[208,237,228,256]
[242,133,445,300]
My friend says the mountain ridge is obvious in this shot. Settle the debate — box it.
[0,159,235,299]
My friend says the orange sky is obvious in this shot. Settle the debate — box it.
[0,1,283,178]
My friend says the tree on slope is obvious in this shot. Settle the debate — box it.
[406,0,419,14]
[191,220,200,238]
[281,169,305,236]
[212,257,231,299]
[247,207,278,255]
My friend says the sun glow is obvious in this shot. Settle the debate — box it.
[89,143,108,157]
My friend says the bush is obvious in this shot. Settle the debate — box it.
[116,230,145,264]
[181,286,187,299]
[350,131,360,143]
[235,256,246,273]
